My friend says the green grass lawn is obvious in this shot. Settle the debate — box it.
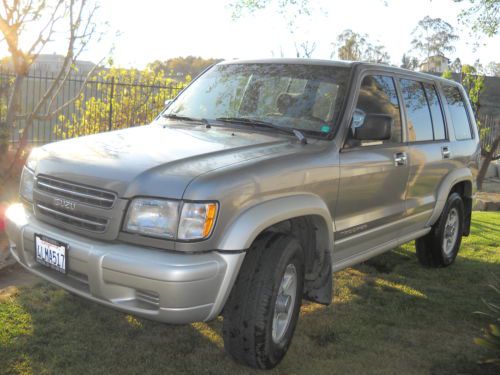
[1,212,499,375]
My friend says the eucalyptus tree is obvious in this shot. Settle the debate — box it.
[410,16,459,60]
[454,0,499,37]
[333,29,391,64]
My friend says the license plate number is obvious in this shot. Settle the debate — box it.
[35,234,68,274]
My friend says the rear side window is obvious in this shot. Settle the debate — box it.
[423,83,446,140]
[400,79,433,142]
[442,85,472,140]
[348,75,402,147]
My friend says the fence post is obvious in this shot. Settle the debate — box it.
[108,76,115,132]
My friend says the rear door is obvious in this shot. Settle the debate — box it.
[334,73,410,261]
[397,77,452,234]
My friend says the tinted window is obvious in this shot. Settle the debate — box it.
[348,75,402,147]
[423,83,446,140]
[442,85,472,140]
[312,82,339,121]
[163,64,350,136]
[400,79,433,142]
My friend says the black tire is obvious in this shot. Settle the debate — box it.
[416,192,464,267]
[222,233,304,369]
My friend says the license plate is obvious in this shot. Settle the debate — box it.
[35,234,68,274]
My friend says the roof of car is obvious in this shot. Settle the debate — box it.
[220,58,353,68]
[219,58,459,87]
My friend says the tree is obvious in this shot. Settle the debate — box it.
[410,16,459,60]
[147,56,223,82]
[401,53,420,70]
[294,41,316,58]
[229,0,326,57]
[450,57,463,73]
[477,117,500,190]
[229,0,388,20]
[333,29,390,63]
[230,0,312,29]
[0,0,103,182]
[446,64,499,190]
[484,61,500,76]
[461,64,484,116]
[454,0,499,37]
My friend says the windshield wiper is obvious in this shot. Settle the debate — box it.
[215,117,307,144]
[162,113,212,127]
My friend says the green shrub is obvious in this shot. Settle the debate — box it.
[474,278,500,366]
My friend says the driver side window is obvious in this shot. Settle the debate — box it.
[347,75,402,147]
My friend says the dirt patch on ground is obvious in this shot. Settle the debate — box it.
[0,263,39,290]
[0,236,14,271]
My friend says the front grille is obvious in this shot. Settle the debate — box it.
[36,202,108,232]
[36,175,116,209]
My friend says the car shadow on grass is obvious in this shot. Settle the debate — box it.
[1,283,267,375]
[468,219,500,243]
[297,245,499,375]
[1,242,499,375]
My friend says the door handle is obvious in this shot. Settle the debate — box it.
[442,146,451,159]
[394,152,407,166]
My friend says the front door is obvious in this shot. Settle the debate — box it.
[333,74,410,262]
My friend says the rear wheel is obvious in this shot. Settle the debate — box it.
[416,192,464,267]
[222,233,304,369]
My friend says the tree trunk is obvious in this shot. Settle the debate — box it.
[1,74,24,156]
[477,135,500,190]
[0,74,25,182]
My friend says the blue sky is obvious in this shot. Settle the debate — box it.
[5,0,500,68]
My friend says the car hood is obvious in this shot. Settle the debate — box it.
[35,124,293,198]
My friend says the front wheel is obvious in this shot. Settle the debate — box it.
[416,192,464,267]
[222,233,304,369]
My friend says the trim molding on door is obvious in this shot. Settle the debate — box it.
[335,209,433,245]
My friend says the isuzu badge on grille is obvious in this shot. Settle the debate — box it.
[54,198,76,210]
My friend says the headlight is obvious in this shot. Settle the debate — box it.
[123,199,218,241]
[19,167,35,202]
[124,198,180,239]
[178,202,218,240]
[25,147,46,171]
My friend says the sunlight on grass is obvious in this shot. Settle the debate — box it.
[0,288,33,346]
[334,268,366,304]
[0,212,498,374]
[191,322,224,349]
[10,353,33,375]
[375,278,427,299]
[125,314,142,328]
[0,286,19,301]
[300,301,327,316]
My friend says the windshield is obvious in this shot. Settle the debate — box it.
[160,63,351,137]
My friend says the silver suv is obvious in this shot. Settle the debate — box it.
[6,59,479,369]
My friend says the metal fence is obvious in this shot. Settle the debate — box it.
[0,69,185,145]
[2,70,499,155]
[478,114,500,159]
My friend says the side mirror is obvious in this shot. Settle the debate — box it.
[155,99,174,120]
[352,113,392,141]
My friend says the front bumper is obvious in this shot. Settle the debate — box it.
[5,203,245,324]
